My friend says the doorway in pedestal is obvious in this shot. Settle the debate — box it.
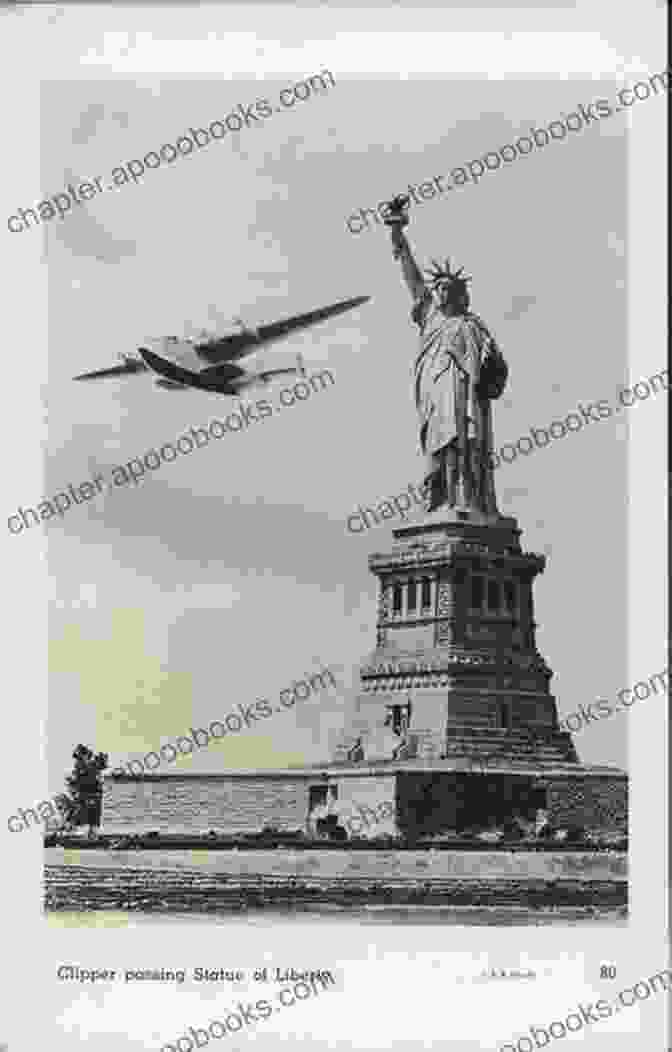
[386,701,412,736]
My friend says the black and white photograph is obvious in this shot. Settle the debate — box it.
[0,3,668,1051]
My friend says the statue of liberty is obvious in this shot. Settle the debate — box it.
[385,196,509,515]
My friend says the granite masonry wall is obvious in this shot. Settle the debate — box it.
[101,770,628,837]
[545,776,628,833]
[396,772,546,837]
[102,776,311,835]
[393,771,628,838]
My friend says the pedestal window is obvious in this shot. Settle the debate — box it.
[471,575,484,611]
[504,580,518,614]
[421,577,432,610]
[407,579,417,613]
[487,579,501,611]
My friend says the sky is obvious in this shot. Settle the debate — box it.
[32,72,639,789]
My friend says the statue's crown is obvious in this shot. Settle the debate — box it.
[425,258,472,295]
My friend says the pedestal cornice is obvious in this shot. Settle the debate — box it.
[359,648,552,690]
[370,547,546,575]
[369,511,545,574]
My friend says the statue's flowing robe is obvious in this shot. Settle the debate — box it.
[412,289,508,511]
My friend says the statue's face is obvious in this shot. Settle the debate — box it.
[437,285,458,314]
[437,284,468,315]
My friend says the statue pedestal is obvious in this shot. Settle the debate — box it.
[335,508,577,768]
[329,505,625,840]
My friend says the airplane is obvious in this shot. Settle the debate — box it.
[73,295,370,396]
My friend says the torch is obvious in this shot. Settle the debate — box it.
[383,194,411,258]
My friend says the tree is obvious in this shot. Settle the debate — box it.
[63,744,109,836]
[52,793,77,832]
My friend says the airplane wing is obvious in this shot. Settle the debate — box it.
[73,356,148,381]
[194,294,371,365]
[253,294,370,347]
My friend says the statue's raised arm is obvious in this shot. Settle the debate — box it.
[384,195,426,302]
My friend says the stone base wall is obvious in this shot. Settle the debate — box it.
[545,776,628,834]
[396,771,628,838]
[396,771,547,837]
[100,769,628,838]
[102,777,311,835]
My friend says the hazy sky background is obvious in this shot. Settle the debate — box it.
[37,74,637,788]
